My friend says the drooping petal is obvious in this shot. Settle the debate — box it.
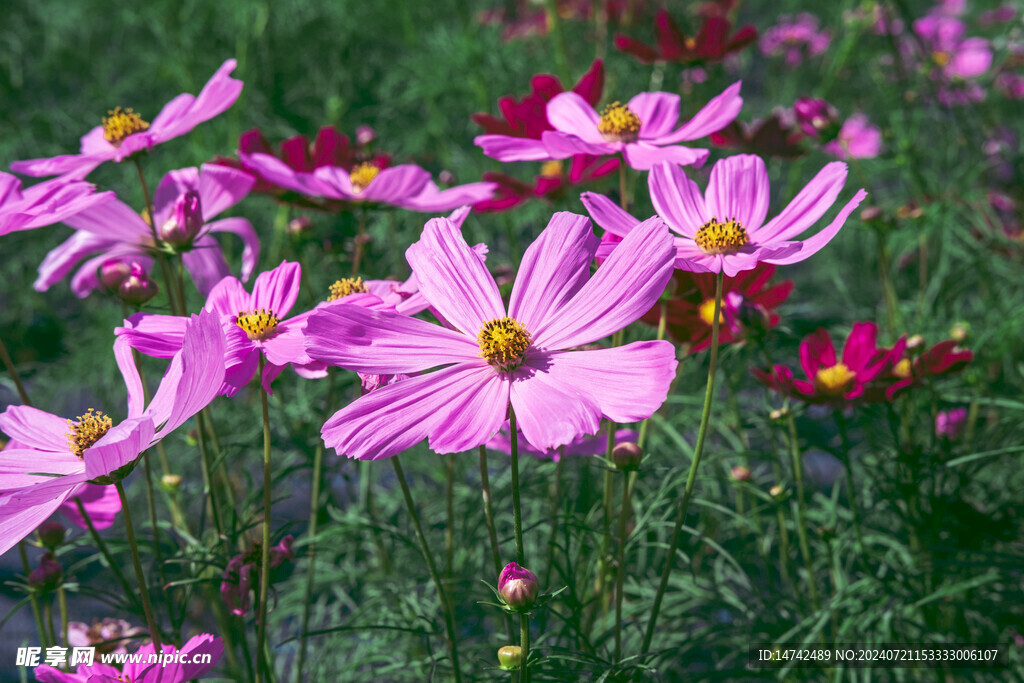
[0,476,87,557]
[508,212,599,333]
[0,405,69,452]
[546,92,604,143]
[705,154,770,230]
[34,232,117,292]
[240,152,328,197]
[321,362,506,459]
[579,192,642,238]
[251,261,302,318]
[628,92,681,140]
[196,163,255,219]
[622,142,709,171]
[115,335,146,419]
[406,217,505,334]
[530,216,675,349]
[304,303,480,374]
[649,161,710,237]
[83,417,155,481]
[400,181,498,212]
[651,81,743,144]
[362,164,432,204]
[539,131,615,159]
[59,483,120,530]
[116,313,189,359]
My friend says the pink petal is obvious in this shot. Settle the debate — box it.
[530,216,675,349]
[579,192,642,238]
[34,232,117,292]
[153,167,200,225]
[261,317,313,367]
[204,275,250,317]
[510,353,602,452]
[652,81,743,144]
[540,131,615,159]
[152,59,243,142]
[83,417,155,481]
[363,164,432,204]
[400,181,498,212]
[800,328,836,379]
[0,405,69,451]
[0,476,86,557]
[115,335,146,419]
[251,261,302,318]
[9,151,109,179]
[182,235,232,296]
[755,162,848,243]
[508,212,599,333]
[116,313,189,359]
[241,152,328,197]
[60,484,121,530]
[628,92,680,140]
[321,362,507,459]
[760,190,866,265]
[622,142,709,171]
[842,321,878,372]
[304,303,480,374]
[705,154,770,229]
[649,161,710,237]
[406,217,505,335]
[546,92,604,143]
[474,134,554,162]
[206,217,259,281]
[62,198,149,242]
[197,163,255,218]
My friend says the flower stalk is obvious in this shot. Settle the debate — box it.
[509,410,529,681]
[256,355,274,683]
[114,481,162,653]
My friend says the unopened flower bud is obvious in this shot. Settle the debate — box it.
[730,465,752,482]
[949,322,969,343]
[769,408,789,422]
[497,645,522,670]
[438,170,455,186]
[498,562,539,611]
[935,407,968,440]
[610,442,643,471]
[793,97,839,140]
[288,216,312,236]
[158,190,204,246]
[905,334,925,351]
[37,522,66,550]
[161,474,182,492]
[28,552,62,592]
[118,263,158,306]
[99,260,132,292]
[769,484,786,499]
[859,206,883,223]
[355,125,376,147]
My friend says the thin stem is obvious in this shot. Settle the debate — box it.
[114,481,162,652]
[142,453,180,643]
[613,470,634,663]
[480,446,515,642]
[445,453,456,578]
[639,271,724,659]
[351,207,368,277]
[786,413,820,613]
[391,456,463,683]
[509,410,529,681]
[520,613,531,683]
[196,411,225,541]
[133,157,182,316]
[834,411,866,556]
[0,337,31,405]
[44,599,56,649]
[638,300,669,448]
[618,163,629,210]
[543,453,564,589]
[257,356,273,683]
[20,543,49,648]
[74,498,141,612]
[58,584,69,653]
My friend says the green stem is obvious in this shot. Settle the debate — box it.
[114,481,162,652]
[480,446,515,643]
[0,337,31,406]
[520,613,531,683]
[19,543,49,648]
[638,300,669,448]
[613,470,635,663]
[142,453,180,643]
[542,453,564,589]
[786,413,820,613]
[257,356,274,683]
[639,271,724,659]
[391,456,463,682]
[834,411,866,556]
[58,584,68,658]
[445,453,456,578]
[196,411,225,541]
[74,498,141,612]
[509,411,529,681]
[351,207,368,277]
[44,599,56,649]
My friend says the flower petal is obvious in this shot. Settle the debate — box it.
[841,321,879,372]
[652,81,743,144]
[755,162,848,243]
[205,217,260,282]
[362,164,432,204]
[540,131,615,159]
[197,163,255,219]
[705,154,770,229]
[182,235,231,296]
[251,261,302,318]
[579,192,642,238]
[0,405,69,452]
[116,313,189,359]
[83,417,155,481]
[760,190,866,265]
[58,483,120,530]
[800,328,836,379]
[474,134,554,162]
[546,92,604,142]
[0,476,86,557]
[628,92,680,140]
[649,161,710,237]
[622,142,708,171]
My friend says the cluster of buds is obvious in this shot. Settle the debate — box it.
[99,260,158,306]
[793,97,841,142]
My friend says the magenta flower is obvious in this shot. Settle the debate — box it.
[12,59,243,179]
[67,618,144,655]
[220,535,295,616]
[913,16,992,80]
[35,164,258,298]
[237,152,495,213]
[582,155,866,276]
[0,311,224,556]
[822,114,883,159]
[34,633,223,683]
[935,407,968,440]
[760,13,831,66]
[0,173,113,236]
[498,561,539,610]
[304,212,678,457]
[476,83,743,171]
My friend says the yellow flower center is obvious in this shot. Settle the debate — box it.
[597,102,642,142]
[328,277,370,301]
[349,163,380,193]
[813,363,856,396]
[540,160,564,178]
[932,51,951,67]
[236,308,279,340]
[694,217,749,254]
[477,317,532,371]
[698,298,725,326]
[67,409,113,458]
[102,107,150,146]
[893,358,912,378]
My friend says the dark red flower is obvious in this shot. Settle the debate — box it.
[614,8,757,65]
[641,264,793,354]
[710,111,805,158]
[474,155,619,213]
[875,338,973,399]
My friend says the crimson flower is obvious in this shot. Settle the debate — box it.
[475,156,619,213]
[615,8,757,65]
[874,338,973,399]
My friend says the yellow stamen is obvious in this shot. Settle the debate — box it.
[694,217,749,254]
[328,277,370,301]
[893,358,912,379]
[597,102,642,142]
[697,298,725,326]
[932,51,951,67]
[236,308,279,340]
[540,160,564,178]
[67,409,113,458]
[102,107,150,146]
[349,163,380,193]
[813,363,856,396]
[477,317,532,371]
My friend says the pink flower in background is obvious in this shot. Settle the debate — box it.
[913,16,992,81]
[760,13,831,66]
[792,97,840,139]
[0,173,113,236]
[995,73,1024,100]
[476,82,743,170]
[0,311,224,557]
[980,5,1016,25]
[67,618,144,655]
[12,59,243,179]
[487,423,638,461]
[221,536,295,616]
[57,483,121,531]
[582,155,866,276]
[35,633,223,682]
[34,164,258,298]
[822,114,883,159]
[304,212,678,458]
[935,407,968,439]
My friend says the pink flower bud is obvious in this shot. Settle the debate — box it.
[730,465,752,482]
[355,125,377,147]
[99,260,132,292]
[935,407,968,440]
[118,263,159,306]
[28,552,62,592]
[287,215,313,236]
[37,522,66,550]
[158,190,204,246]
[610,442,643,471]
[793,97,839,139]
[498,562,539,611]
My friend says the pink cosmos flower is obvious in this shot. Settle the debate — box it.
[11,60,243,179]
[304,212,678,457]
[0,311,224,557]
[822,114,883,159]
[476,83,743,170]
[237,151,495,213]
[220,535,295,616]
[913,16,992,80]
[760,13,831,66]
[486,423,638,461]
[935,407,968,439]
[0,173,113,236]
[34,164,258,298]
[67,617,144,655]
[581,155,867,276]
[34,633,223,682]
[752,322,902,406]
